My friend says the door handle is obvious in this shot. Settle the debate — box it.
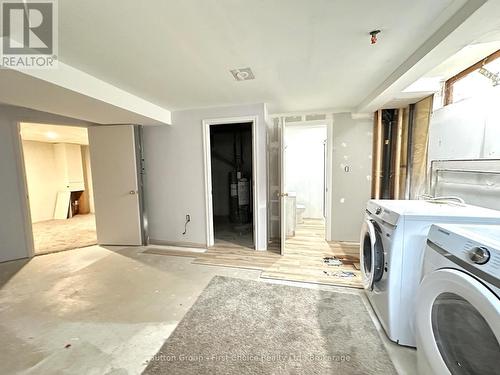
[280,193,289,197]
[129,190,138,195]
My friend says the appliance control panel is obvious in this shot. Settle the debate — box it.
[468,246,490,265]
[461,240,500,276]
[366,201,399,227]
[428,225,500,280]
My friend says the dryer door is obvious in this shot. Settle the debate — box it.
[360,218,384,290]
[416,269,500,375]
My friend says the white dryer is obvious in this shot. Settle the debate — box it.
[416,224,500,375]
[361,199,500,347]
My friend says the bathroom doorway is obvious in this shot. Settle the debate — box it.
[282,122,328,253]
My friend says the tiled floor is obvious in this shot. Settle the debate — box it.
[32,214,97,254]
[0,245,417,374]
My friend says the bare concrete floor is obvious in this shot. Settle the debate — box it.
[0,246,416,375]
[214,216,254,248]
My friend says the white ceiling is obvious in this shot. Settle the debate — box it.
[57,0,470,113]
[428,40,500,79]
[20,123,89,145]
[364,0,500,110]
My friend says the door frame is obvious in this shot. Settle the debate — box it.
[202,116,259,249]
[281,119,333,242]
[14,120,147,257]
[11,114,93,259]
[13,122,36,258]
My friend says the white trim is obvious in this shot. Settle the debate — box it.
[202,120,214,247]
[270,109,347,118]
[283,119,330,128]
[279,117,286,255]
[202,116,259,250]
[325,119,333,241]
[12,122,36,258]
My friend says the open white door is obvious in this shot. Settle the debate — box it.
[279,118,287,255]
[88,125,143,246]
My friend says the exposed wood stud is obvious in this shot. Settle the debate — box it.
[371,110,383,198]
[444,49,500,106]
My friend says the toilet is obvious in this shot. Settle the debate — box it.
[296,204,306,224]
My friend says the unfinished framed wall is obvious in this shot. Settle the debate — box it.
[408,96,433,199]
[371,110,383,199]
[371,109,405,199]
[371,101,434,201]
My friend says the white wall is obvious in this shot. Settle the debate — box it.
[429,86,500,162]
[330,113,373,242]
[285,125,326,218]
[143,103,268,250]
[22,140,61,223]
[22,140,90,222]
[427,87,500,208]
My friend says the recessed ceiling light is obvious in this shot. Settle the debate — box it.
[230,67,255,81]
[46,131,58,140]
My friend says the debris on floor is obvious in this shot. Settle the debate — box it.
[323,255,359,266]
[323,270,356,278]
[323,256,343,266]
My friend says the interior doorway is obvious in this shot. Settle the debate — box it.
[209,122,254,248]
[19,123,97,254]
[283,123,327,248]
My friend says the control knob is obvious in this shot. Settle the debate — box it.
[469,246,490,265]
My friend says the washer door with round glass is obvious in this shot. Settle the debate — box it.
[416,269,500,375]
[360,218,384,290]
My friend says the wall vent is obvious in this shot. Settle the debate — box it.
[230,67,255,81]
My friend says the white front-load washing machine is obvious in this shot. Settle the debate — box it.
[416,224,500,375]
[361,199,500,347]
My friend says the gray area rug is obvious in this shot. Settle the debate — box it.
[143,276,397,374]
